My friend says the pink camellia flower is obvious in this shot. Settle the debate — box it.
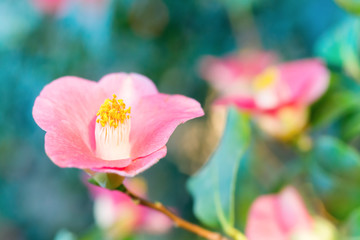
[87,177,172,238]
[245,187,336,240]
[33,73,204,177]
[200,51,329,140]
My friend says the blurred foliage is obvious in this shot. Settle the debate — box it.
[335,0,360,15]
[308,137,360,219]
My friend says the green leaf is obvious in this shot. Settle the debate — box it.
[309,137,360,220]
[315,17,360,81]
[87,172,124,189]
[342,208,360,239]
[340,111,360,141]
[310,90,359,128]
[335,0,360,15]
[187,108,255,231]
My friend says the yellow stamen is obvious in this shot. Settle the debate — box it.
[253,67,279,91]
[96,94,131,128]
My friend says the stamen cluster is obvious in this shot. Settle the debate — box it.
[96,94,131,128]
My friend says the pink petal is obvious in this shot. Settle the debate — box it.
[33,76,105,149]
[246,196,287,240]
[246,187,313,240]
[129,94,204,158]
[93,146,167,177]
[31,0,64,14]
[214,96,257,111]
[277,187,313,232]
[140,208,173,234]
[45,121,132,169]
[278,59,329,105]
[200,51,278,91]
[98,73,158,107]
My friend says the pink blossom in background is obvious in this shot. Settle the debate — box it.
[31,0,66,14]
[87,177,172,238]
[33,73,204,177]
[200,51,329,140]
[245,187,313,240]
[200,50,278,97]
[30,0,107,15]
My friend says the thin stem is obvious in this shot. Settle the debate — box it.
[122,187,231,240]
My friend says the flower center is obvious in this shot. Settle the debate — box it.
[95,94,131,160]
[252,67,282,109]
[96,94,131,128]
[253,67,279,91]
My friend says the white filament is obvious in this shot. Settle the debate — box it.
[95,117,131,160]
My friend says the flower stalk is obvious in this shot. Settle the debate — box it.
[119,186,231,240]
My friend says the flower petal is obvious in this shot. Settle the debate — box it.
[214,96,257,111]
[33,76,106,149]
[200,51,278,90]
[246,187,313,240]
[277,187,313,233]
[98,73,158,107]
[129,94,204,158]
[45,121,132,169]
[92,146,167,177]
[278,59,329,105]
[246,196,288,240]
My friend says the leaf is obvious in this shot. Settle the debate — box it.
[309,137,360,219]
[87,172,124,189]
[340,111,360,141]
[335,0,360,15]
[310,90,359,128]
[187,108,254,230]
[315,17,360,81]
[342,208,360,239]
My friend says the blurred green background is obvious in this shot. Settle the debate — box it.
[0,0,351,239]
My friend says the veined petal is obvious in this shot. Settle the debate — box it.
[98,73,158,107]
[129,94,204,158]
[33,76,106,150]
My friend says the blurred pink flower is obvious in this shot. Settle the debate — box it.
[31,0,65,14]
[87,177,172,238]
[30,0,106,15]
[200,51,329,139]
[33,73,204,177]
[245,187,313,240]
[200,51,278,98]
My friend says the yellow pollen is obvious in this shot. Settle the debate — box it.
[96,94,131,128]
[253,67,279,91]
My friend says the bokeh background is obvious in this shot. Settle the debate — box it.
[0,0,352,239]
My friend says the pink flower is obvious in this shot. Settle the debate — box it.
[200,51,278,98]
[200,51,329,139]
[31,0,65,14]
[33,73,204,177]
[87,177,172,238]
[30,0,106,15]
[245,187,313,240]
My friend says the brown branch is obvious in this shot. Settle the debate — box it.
[123,188,230,240]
